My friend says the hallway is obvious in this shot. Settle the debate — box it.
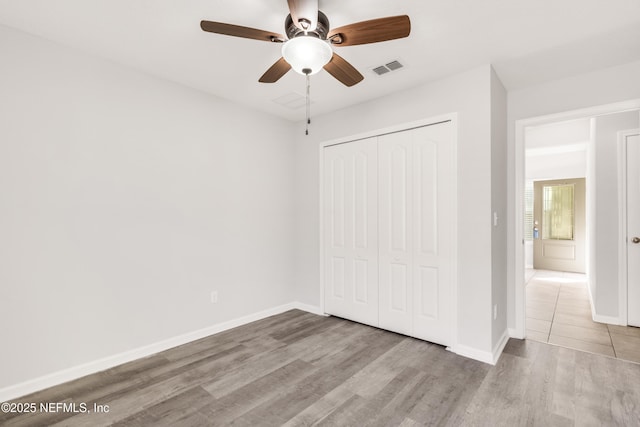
[525,269,640,363]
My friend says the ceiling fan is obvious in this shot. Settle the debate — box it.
[200,0,411,87]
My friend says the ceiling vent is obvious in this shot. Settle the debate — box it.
[372,60,404,76]
[372,65,390,76]
[272,92,308,110]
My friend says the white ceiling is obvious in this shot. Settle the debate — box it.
[1,0,639,122]
[525,118,590,180]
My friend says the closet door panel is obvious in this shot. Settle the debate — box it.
[412,123,453,345]
[323,139,378,326]
[390,264,409,312]
[379,131,413,335]
[330,257,346,299]
[418,266,439,318]
[353,259,369,303]
[326,155,347,309]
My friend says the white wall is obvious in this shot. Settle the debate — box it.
[491,68,508,349]
[0,25,296,390]
[526,149,587,181]
[525,118,590,180]
[507,60,640,329]
[294,65,500,356]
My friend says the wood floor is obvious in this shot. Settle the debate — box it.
[3,309,640,426]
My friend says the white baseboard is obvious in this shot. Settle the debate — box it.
[452,345,495,365]
[508,328,525,340]
[451,329,509,366]
[0,301,321,403]
[491,330,510,364]
[293,302,325,316]
[585,281,623,326]
[592,313,623,325]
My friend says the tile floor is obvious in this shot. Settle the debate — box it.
[526,269,640,363]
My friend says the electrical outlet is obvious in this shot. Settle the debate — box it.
[493,304,498,320]
[210,291,218,304]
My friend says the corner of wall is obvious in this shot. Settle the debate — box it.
[490,66,509,350]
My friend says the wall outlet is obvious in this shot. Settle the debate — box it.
[493,304,498,320]
[210,291,218,304]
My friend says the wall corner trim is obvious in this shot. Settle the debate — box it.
[451,344,495,365]
[450,329,509,366]
[586,276,623,326]
[0,302,321,403]
[491,330,510,364]
[508,327,524,339]
[592,313,623,326]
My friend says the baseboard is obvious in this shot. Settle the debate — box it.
[508,328,524,340]
[293,302,325,316]
[585,282,623,326]
[492,330,510,364]
[592,313,623,325]
[0,301,321,402]
[451,330,509,366]
[452,344,495,365]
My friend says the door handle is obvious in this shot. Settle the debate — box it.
[633,237,640,244]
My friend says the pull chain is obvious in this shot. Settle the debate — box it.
[303,69,311,135]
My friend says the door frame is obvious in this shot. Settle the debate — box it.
[617,128,640,326]
[319,113,458,351]
[513,100,640,339]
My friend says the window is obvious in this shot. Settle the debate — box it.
[524,180,534,241]
[542,184,574,240]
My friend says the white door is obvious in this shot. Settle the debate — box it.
[533,178,586,273]
[378,129,413,335]
[412,124,453,345]
[323,138,379,326]
[626,131,640,327]
[378,122,453,345]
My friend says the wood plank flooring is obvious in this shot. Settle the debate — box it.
[2,309,640,426]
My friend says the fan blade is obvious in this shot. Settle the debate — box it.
[287,0,318,31]
[323,53,364,87]
[259,57,292,83]
[200,21,285,42]
[328,15,411,46]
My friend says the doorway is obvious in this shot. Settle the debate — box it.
[523,119,592,349]
[514,101,640,362]
[533,178,586,273]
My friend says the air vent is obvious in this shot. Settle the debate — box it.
[372,65,390,76]
[386,60,403,71]
[371,60,405,76]
[272,92,307,110]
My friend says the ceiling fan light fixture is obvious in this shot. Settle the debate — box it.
[281,36,332,75]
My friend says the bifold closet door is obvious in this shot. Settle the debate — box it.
[378,122,453,345]
[323,138,379,326]
[378,129,414,336]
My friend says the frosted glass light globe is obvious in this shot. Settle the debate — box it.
[282,36,333,75]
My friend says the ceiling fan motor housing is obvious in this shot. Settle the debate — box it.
[285,11,330,40]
